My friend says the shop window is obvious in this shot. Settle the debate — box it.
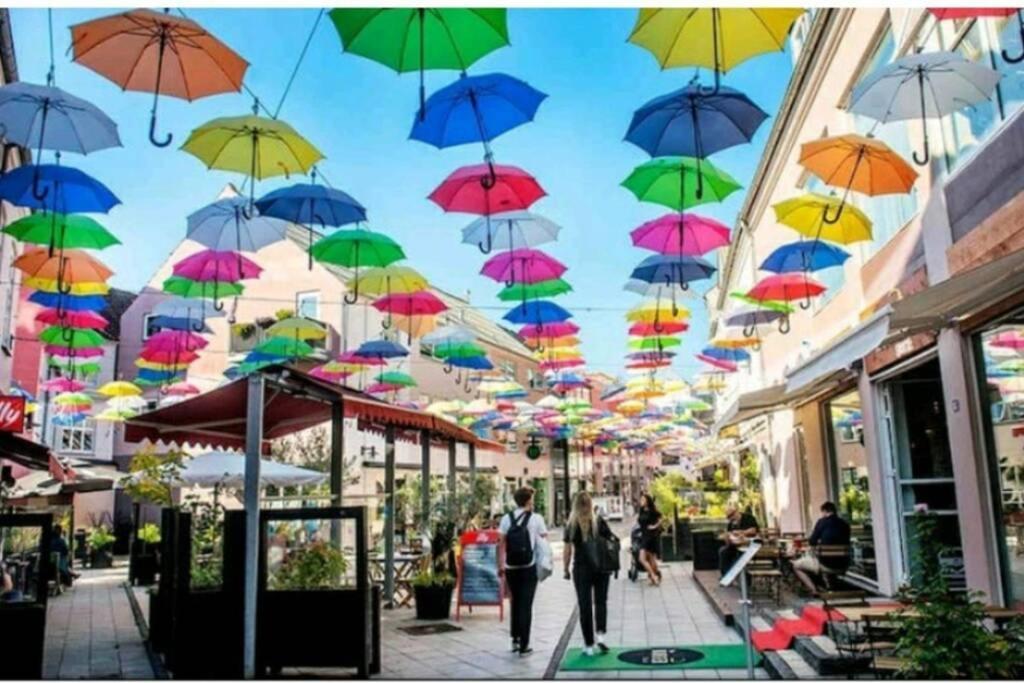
[296,290,319,320]
[56,424,94,454]
[143,314,160,340]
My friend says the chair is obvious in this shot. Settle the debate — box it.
[813,544,852,591]
[746,546,784,605]
[862,614,906,679]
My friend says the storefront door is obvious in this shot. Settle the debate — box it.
[879,357,965,588]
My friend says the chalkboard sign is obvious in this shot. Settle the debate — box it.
[456,530,504,621]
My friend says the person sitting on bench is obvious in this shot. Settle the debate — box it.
[718,505,760,576]
[791,501,851,593]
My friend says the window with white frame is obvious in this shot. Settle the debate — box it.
[296,290,319,319]
[56,424,94,454]
[143,313,160,340]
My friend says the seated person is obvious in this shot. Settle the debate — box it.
[718,505,760,575]
[792,501,852,593]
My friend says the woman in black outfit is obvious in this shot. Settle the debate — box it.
[563,491,615,656]
[637,493,663,585]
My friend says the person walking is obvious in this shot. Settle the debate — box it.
[563,491,616,656]
[636,493,663,585]
[499,486,548,656]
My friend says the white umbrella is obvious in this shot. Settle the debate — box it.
[176,452,327,488]
[461,211,561,254]
[848,51,1001,164]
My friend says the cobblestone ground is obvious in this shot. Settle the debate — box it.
[43,564,154,680]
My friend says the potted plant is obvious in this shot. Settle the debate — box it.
[269,541,347,591]
[88,525,115,569]
[133,523,161,586]
[412,566,456,620]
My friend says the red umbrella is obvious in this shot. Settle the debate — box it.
[928,7,1024,62]
[747,273,826,306]
[629,321,689,336]
[519,321,579,338]
[630,213,731,256]
[429,163,546,215]
[337,351,387,367]
[36,309,108,330]
[627,359,671,370]
[481,248,566,285]
[139,348,200,365]
[143,330,209,352]
[372,291,448,317]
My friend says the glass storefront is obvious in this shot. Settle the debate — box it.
[975,319,1024,609]
[823,390,877,582]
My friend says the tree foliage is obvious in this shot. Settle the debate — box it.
[120,447,186,507]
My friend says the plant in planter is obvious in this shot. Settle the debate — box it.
[87,525,116,568]
[411,564,456,620]
[187,500,224,590]
[132,523,162,586]
[269,541,348,591]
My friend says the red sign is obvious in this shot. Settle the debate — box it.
[0,396,26,433]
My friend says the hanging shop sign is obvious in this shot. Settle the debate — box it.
[0,396,27,433]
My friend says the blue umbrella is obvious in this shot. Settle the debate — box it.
[137,368,186,384]
[148,315,212,334]
[701,346,751,363]
[623,278,702,299]
[448,355,494,370]
[255,182,368,268]
[0,164,119,213]
[0,82,121,158]
[503,300,572,325]
[760,240,850,274]
[187,197,291,252]
[626,84,767,198]
[29,290,107,312]
[244,350,287,364]
[356,338,409,359]
[630,254,716,289]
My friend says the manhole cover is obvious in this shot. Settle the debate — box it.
[398,623,463,636]
[617,648,705,666]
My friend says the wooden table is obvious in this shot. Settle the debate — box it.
[840,604,1022,623]
[369,554,422,608]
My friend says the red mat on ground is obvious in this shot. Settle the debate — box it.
[751,605,844,652]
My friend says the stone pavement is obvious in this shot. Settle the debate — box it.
[43,563,155,679]
[379,526,769,680]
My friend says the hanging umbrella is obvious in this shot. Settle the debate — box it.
[186,196,291,252]
[729,291,795,314]
[391,314,438,341]
[628,8,805,91]
[70,8,248,147]
[623,279,703,300]
[162,276,243,302]
[355,339,409,360]
[153,296,226,322]
[629,321,688,336]
[696,354,738,372]
[622,157,741,211]
[422,324,476,346]
[760,241,850,274]
[265,317,327,341]
[848,51,1001,165]
[182,114,324,208]
[710,336,761,350]
[630,213,731,256]
[701,346,750,363]
[173,249,263,282]
[773,193,873,244]
[626,299,690,323]
[25,277,109,296]
[481,248,566,285]
[630,254,716,291]
[140,348,201,365]
[498,279,572,301]
[927,7,1024,63]
[144,330,209,352]
[798,134,917,224]
[429,163,545,215]
[36,308,107,330]
[255,181,367,269]
[629,336,682,351]
[724,306,787,336]
[329,8,509,117]
[461,211,561,254]
[372,291,447,317]
[534,335,580,349]
[337,350,387,367]
[311,229,406,302]
[991,331,1024,350]
[2,213,120,251]
[376,371,416,388]
[349,266,428,299]
[253,336,315,361]
[0,81,120,156]
[40,326,104,349]
[97,381,142,398]
[40,377,86,393]
[164,382,200,397]
[29,291,107,313]
[518,321,579,339]
[748,273,827,312]
[626,83,767,198]
[0,164,120,213]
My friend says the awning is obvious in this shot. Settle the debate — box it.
[786,308,891,393]
[0,431,51,470]
[714,367,855,434]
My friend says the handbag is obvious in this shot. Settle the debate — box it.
[593,517,621,576]
[534,536,553,582]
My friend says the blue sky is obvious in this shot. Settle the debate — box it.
[9,8,794,381]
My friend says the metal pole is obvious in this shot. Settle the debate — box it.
[468,442,477,487]
[420,429,431,535]
[242,373,265,680]
[330,400,344,506]
[561,438,570,524]
[740,569,755,679]
[447,439,457,518]
[383,425,396,608]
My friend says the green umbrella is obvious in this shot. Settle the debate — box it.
[433,341,487,359]
[311,229,406,303]
[2,213,120,250]
[329,9,509,115]
[622,157,741,211]
[162,276,244,301]
[376,370,416,387]
[40,326,105,348]
[628,336,682,351]
[255,336,314,359]
[498,278,573,302]
[729,291,794,314]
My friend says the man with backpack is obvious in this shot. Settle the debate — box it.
[499,486,548,656]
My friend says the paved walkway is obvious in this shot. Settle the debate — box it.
[43,564,154,679]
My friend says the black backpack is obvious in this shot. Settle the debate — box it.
[595,519,621,575]
[505,511,534,567]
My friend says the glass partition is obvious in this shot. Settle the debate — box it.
[265,516,358,591]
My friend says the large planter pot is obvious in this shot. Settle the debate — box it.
[414,584,454,620]
[90,548,114,569]
[0,604,47,678]
[133,553,159,586]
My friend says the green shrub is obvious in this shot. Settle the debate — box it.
[137,523,161,545]
[269,541,348,591]
[88,525,115,551]
[411,568,455,588]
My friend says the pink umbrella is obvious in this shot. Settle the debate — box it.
[173,249,263,282]
[696,354,738,372]
[990,331,1024,351]
[540,358,585,370]
[481,248,566,284]
[45,345,104,358]
[367,382,402,394]
[36,309,109,330]
[309,366,351,383]
[372,291,448,316]
[337,351,387,367]
[41,377,86,392]
[518,321,580,338]
[630,213,731,256]
[144,330,209,352]
[164,382,201,396]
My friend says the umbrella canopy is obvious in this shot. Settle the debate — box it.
[372,291,447,316]
[696,354,737,372]
[139,347,200,365]
[337,350,387,367]
[186,196,291,252]
[431,341,487,359]
[355,339,409,359]
[173,249,262,282]
[349,266,428,296]
[622,156,741,211]
[626,299,691,323]
[255,183,366,227]
[629,321,689,336]
[461,211,561,253]
[429,163,545,215]
[701,346,750,363]
[748,274,826,313]
[153,296,226,321]
[518,321,579,339]
[630,254,716,287]
[629,336,681,351]
[391,314,439,340]
[162,276,243,300]
[40,377,86,393]
[799,134,917,197]
[0,81,121,155]
[503,300,572,325]
[265,317,327,341]
[760,241,851,274]
[498,278,572,301]
[312,229,405,302]
[481,248,567,284]
[36,308,108,330]
[422,325,476,346]
[2,213,120,250]
[14,248,113,283]
[724,305,785,329]
[630,213,731,256]
[182,114,323,180]
[29,291,107,312]
[175,452,326,488]
[25,277,109,296]
[448,355,494,370]
[848,51,1001,165]
[253,336,315,360]
[0,164,120,213]
[410,72,547,148]
[376,371,416,387]
[144,330,209,352]
[40,326,105,348]
[773,193,873,244]
[97,381,142,398]
[164,382,201,397]
[69,8,248,147]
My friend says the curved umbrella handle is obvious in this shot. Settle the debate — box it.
[212,299,226,312]
[191,319,205,333]
[480,157,498,190]
[752,339,762,353]
[478,228,494,255]
[799,296,812,311]
[742,322,755,338]
[61,326,75,343]
[31,165,49,202]
[443,362,453,375]
[454,371,462,385]
[822,201,845,225]
[382,312,393,330]
[535,344,545,355]
[1003,12,1024,63]
[344,277,360,305]
[465,381,474,395]
[149,111,173,148]
[58,279,73,296]
[778,315,791,335]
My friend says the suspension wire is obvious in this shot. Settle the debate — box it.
[274,8,324,119]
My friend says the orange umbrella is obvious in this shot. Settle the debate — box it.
[391,313,438,340]
[69,8,249,147]
[14,248,113,284]
[799,134,917,224]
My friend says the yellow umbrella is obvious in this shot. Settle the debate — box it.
[535,347,582,360]
[97,381,142,398]
[24,277,111,296]
[773,193,873,245]
[616,399,645,416]
[629,8,805,89]
[626,299,691,323]
[265,317,328,341]
[349,266,428,296]
[693,374,727,392]
[541,335,581,349]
